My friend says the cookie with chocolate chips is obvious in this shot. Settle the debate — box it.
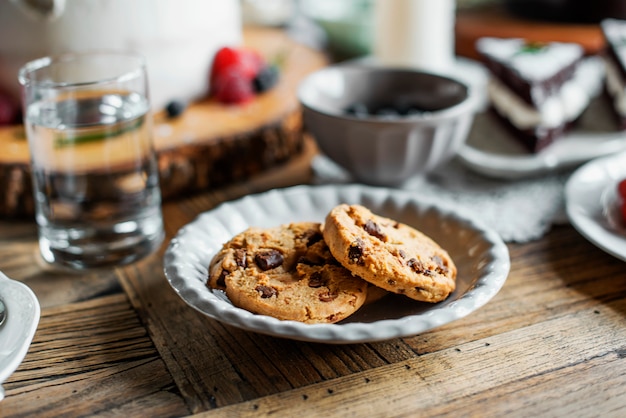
[207,222,368,323]
[322,204,456,303]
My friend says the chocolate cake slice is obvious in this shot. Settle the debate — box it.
[476,37,604,152]
[601,19,626,130]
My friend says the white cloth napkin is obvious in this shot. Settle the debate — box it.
[312,155,570,243]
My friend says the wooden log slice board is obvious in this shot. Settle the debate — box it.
[0,27,328,218]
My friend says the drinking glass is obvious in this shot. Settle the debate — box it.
[18,52,164,269]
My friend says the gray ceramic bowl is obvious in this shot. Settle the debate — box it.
[298,65,482,186]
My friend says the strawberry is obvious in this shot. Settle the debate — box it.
[212,66,254,104]
[0,92,19,125]
[209,46,280,104]
[618,178,626,200]
[210,47,263,86]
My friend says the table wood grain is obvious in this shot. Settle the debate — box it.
[1,133,625,417]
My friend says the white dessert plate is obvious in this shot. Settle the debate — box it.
[0,271,40,401]
[164,184,510,344]
[566,152,626,262]
[458,72,626,180]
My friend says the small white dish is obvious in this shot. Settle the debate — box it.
[164,184,510,344]
[457,57,626,180]
[458,108,626,180]
[0,271,40,401]
[566,152,626,261]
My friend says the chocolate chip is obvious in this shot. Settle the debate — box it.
[300,230,323,247]
[398,249,407,259]
[308,271,326,288]
[363,220,387,241]
[407,258,425,274]
[408,258,435,276]
[255,285,278,298]
[432,255,448,274]
[234,249,247,268]
[298,254,325,266]
[216,269,228,287]
[319,290,337,302]
[255,249,284,270]
[348,239,365,265]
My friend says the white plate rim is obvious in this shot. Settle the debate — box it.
[458,131,626,180]
[565,152,626,262]
[163,184,511,344]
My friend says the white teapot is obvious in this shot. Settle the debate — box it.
[0,0,242,110]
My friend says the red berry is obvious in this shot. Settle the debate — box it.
[211,47,263,86]
[618,178,626,200]
[212,67,254,104]
[0,92,19,125]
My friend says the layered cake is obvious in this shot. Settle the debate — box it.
[476,37,604,152]
[601,18,626,129]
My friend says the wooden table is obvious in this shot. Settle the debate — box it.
[1,133,626,417]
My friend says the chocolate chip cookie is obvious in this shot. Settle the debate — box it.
[322,204,456,303]
[207,222,368,323]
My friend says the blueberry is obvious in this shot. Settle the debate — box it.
[405,107,424,116]
[345,102,369,118]
[165,100,187,118]
[253,65,280,93]
[375,107,401,119]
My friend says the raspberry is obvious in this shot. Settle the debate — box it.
[212,66,254,104]
[618,178,626,200]
[0,92,19,125]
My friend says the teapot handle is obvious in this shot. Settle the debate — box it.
[9,0,67,21]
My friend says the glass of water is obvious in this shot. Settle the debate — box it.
[18,52,164,269]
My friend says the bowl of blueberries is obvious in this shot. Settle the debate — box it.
[298,65,482,186]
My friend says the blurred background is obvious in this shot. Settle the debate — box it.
[243,0,622,61]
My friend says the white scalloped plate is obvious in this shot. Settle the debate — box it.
[164,184,510,344]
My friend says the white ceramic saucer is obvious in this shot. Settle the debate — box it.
[566,152,626,261]
[0,271,40,401]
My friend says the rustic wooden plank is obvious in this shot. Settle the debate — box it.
[0,220,125,308]
[403,226,626,352]
[423,351,626,417]
[120,195,626,414]
[119,256,396,411]
[193,298,626,417]
[117,209,418,412]
[0,294,189,417]
[2,359,186,418]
